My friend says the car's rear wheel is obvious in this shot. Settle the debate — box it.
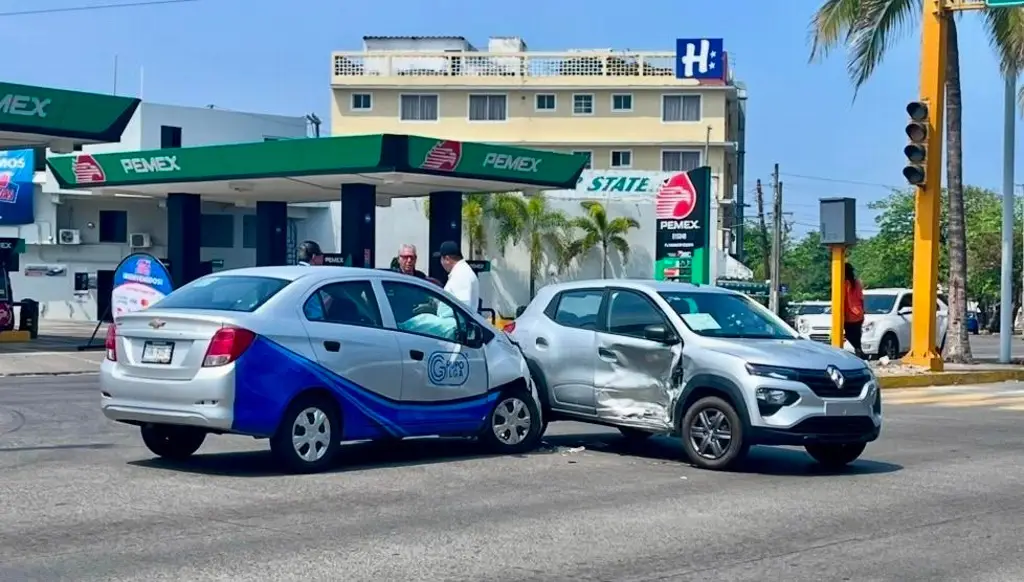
[618,427,653,441]
[481,392,542,454]
[141,424,206,460]
[270,394,341,474]
[805,442,866,469]
[680,396,748,470]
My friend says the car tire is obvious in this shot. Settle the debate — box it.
[270,394,342,474]
[805,442,866,469]
[481,391,543,454]
[879,333,900,360]
[141,424,206,461]
[680,396,748,470]
[618,427,653,441]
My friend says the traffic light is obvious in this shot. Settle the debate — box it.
[902,101,929,185]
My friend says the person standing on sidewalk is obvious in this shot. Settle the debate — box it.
[844,263,866,359]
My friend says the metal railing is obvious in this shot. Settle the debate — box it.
[332,51,698,80]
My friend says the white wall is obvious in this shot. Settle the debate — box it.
[135,103,308,148]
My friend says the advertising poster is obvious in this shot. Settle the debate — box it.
[0,149,35,225]
[111,253,174,321]
[654,167,712,284]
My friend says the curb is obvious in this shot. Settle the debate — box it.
[879,369,1024,390]
[0,371,99,378]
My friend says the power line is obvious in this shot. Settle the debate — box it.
[0,0,199,17]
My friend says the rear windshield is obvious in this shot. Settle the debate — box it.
[155,276,290,313]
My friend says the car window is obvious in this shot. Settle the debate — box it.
[897,293,912,311]
[661,291,797,339]
[382,281,468,343]
[303,281,382,328]
[551,289,603,330]
[155,276,289,313]
[864,294,897,315]
[605,290,666,339]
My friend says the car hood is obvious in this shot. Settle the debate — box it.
[700,336,867,370]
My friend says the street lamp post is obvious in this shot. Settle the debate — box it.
[1000,74,1016,363]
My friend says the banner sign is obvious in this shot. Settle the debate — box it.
[654,167,712,283]
[111,253,174,321]
[0,149,34,225]
[675,38,726,81]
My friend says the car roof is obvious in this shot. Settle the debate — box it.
[864,287,907,294]
[537,279,740,296]
[201,265,418,284]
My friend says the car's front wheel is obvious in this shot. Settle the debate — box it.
[481,391,543,454]
[141,424,206,460]
[879,333,900,360]
[270,395,341,474]
[805,442,866,469]
[680,396,748,470]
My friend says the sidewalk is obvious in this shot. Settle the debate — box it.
[0,351,103,376]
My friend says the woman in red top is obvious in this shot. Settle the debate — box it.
[844,263,866,359]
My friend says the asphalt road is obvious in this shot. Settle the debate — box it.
[3,376,1024,581]
[965,333,1024,361]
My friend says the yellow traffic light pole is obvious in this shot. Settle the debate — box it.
[904,0,948,371]
[830,245,846,349]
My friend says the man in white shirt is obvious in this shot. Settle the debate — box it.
[296,240,324,266]
[438,240,479,313]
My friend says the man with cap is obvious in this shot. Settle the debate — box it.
[296,240,324,266]
[438,240,479,313]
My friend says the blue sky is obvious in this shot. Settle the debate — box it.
[6,0,1020,236]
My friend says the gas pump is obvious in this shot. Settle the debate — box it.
[655,253,693,283]
[0,238,20,332]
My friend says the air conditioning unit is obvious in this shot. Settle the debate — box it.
[58,229,81,245]
[129,232,152,248]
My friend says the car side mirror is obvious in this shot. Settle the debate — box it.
[643,324,679,344]
[465,322,484,348]
[515,305,527,318]
[898,306,912,316]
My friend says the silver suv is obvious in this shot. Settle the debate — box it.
[506,280,881,470]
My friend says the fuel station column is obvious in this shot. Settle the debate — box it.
[428,191,462,284]
[166,193,202,286]
[255,201,287,266]
[340,183,376,267]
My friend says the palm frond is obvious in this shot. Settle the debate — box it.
[608,235,631,263]
[847,0,921,92]
[809,0,864,62]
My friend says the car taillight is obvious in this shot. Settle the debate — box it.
[203,327,256,367]
[104,324,117,361]
[503,321,516,333]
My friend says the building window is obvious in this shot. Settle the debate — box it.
[572,94,594,115]
[160,125,182,148]
[200,214,235,248]
[468,94,507,121]
[571,151,593,169]
[611,94,633,112]
[535,94,556,112]
[351,93,372,111]
[98,210,128,243]
[662,95,701,122]
[610,150,632,169]
[242,215,257,249]
[399,94,439,121]
[662,150,702,172]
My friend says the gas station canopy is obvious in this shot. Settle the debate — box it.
[0,82,140,150]
[46,134,589,202]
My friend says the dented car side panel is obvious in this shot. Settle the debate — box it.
[593,331,684,431]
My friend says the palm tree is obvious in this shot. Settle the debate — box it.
[491,192,569,298]
[567,201,640,279]
[808,2,1024,363]
[422,193,490,259]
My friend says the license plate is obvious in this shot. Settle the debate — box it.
[141,341,174,364]
[824,401,860,417]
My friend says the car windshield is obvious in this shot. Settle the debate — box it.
[864,294,897,314]
[660,291,798,340]
[154,275,291,313]
[797,304,829,315]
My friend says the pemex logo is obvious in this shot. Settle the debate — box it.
[420,140,462,172]
[655,172,698,220]
[72,154,106,184]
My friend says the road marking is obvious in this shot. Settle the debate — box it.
[934,395,1024,408]
[885,392,999,405]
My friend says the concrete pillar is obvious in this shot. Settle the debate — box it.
[166,193,202,286]
[428,191,462,284]
[340,183,376,268]
[255,201,288,266]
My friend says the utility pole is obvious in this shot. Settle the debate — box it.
[1000,73,1016,363]
[755,179,770,281]
[769,164,783,314]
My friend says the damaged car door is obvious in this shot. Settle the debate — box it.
[594,288,682,430]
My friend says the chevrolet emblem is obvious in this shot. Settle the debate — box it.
[148,319,166,329]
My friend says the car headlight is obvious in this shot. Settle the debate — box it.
[797,319,809,333]
[862,321,875,335]
[746,363,801,381]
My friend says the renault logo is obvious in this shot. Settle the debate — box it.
[826,365,845,388]
[148,319,166,329]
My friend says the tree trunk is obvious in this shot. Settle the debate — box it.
[601,241,608,279]
[943,18,973,363]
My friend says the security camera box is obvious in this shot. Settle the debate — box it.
[819,197,857,245]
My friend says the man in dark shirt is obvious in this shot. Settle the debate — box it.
[394,244,427,279]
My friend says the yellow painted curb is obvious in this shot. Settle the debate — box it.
[0,330,30,342]
[879,369,1024,390]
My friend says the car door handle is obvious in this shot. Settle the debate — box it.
[598,347,617,362]
[323,341,340,352]
[410,350,424,361]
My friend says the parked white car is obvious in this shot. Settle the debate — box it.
[796,288,948,359]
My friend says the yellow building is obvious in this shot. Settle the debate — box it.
[330,35,747,255]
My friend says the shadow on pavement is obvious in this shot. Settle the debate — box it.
[0,443,116,453]
[127,432,901,478]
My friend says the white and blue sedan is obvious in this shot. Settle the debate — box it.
[100,266,543,473]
